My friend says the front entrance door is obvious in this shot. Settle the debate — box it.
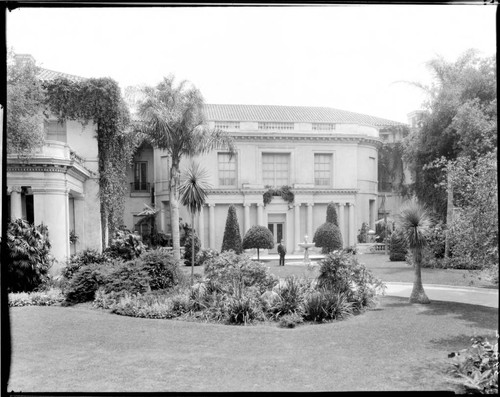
[268,222,285,254]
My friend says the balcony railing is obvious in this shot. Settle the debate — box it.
[130,182,151,193]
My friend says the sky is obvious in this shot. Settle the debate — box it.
[6,4,497,124]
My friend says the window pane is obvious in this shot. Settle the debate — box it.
[218,153,236,187]
[314,154,332,186]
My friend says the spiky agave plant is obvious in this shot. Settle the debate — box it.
[179,161,211,285]
[397,197,433,304]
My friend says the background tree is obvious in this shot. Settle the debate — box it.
[242,225,274,261]
[221,205,243,254]
[6,50,45,156]
[397,198,432,304]
[313,202,343,254]
[179,162,211,284]
[403,49,496,219]
[388,229,407,262]
[133,76,236,261]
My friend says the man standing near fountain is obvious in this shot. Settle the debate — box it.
[277,239,286,266]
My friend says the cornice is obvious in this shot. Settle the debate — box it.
[206,188,359,196]
[230,133,381,146]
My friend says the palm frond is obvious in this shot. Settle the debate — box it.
[179,162,212,214]
[397,197,433,250]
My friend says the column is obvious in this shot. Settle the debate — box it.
[294,203,301,251]
[243,203,251,233]
[73,196,85,252]
[307,203,313,239]
[9,186,23,220]
[198,205,205,249]
[208,203,215,249]
[257,203,264,226]
[348,202,356,247]
[338,203,345,246]
[32,187,70,274]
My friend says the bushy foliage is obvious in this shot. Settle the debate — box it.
[62,249,111,282]
[389,229,407,261]
[224,293,264,325]
[196,248,220,267]
[101,261,152,295]
[242,225,274,259]
[447,334,498,394]
[181,228,201,266]
[138,248,184,290]
[357,222,369,243]
[302,290,354,323]
[8,288,64,307]
[106,229,146,260]
[6,219,53,292]
[316,251,385,311]
[221,205,243,254]
[267,276,312,319]
[313,222,343,254]
[63,263,111,304]
[278,312,304,329]
[204,251,278,295]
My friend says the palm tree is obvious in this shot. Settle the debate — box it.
[397,197,433,304]
[133,76,236,260]
[179,162,211,285]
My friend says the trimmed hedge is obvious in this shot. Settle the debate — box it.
[221,205,243,254]
[313,222,343,254]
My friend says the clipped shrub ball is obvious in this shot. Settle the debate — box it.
[242,225,274,260]
[389,229,407,261]
[313,222,343,254]
[221,205,243,254]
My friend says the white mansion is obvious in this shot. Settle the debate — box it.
[5,57,409,273]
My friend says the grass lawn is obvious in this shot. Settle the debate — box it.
[9,297,498,392]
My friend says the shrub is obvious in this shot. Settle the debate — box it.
[101,260,152,295]
[302,290,354,322]
[316,251,385,311]
[267,276,310,319]
[242,225,274,260]
[221,205,243,254]
[196,248,220,267]
[389,229,407,261]
[313,222,343,254]
[225,293,264,325]
[357,222,369,243]
[447,334,498,394]
[138,248,184,290]
[8,288,64,307]
[204,251,278,295]
[64,263,110,304]
[6,219,53,292]
[62,249,110,282]
[427,222,446,260]
[111,292,177,319]
[181,228,201,266]
[105,229,146,260]
[278,312,304,328]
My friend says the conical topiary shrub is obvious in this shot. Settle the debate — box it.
[313,202,343,254]
[221,204,243,254]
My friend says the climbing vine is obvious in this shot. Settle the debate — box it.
[263,185,295,206]
[44,77,140,247]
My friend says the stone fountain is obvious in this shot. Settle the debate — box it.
[298,235,315,265]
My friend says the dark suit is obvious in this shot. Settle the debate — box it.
[277,242,286,266]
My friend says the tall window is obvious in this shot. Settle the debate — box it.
[160,156,170,191]
[262,153,290,186]
[314,154,333,186]
[133,162,148,191]
[44,120,67,143]
[218,153,237,187]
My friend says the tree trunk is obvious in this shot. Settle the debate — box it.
[257,248,260,261]
[445,170,453,259]
[169,160,181,261]
[191,212,195,286]
[409,248,430,304]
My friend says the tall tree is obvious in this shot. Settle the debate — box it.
[134,76,236,260]
[398,198,432,304]
[221,205,243,254]
[403,50,496,219]
[6,51,45,156]
[179,162,211,285]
